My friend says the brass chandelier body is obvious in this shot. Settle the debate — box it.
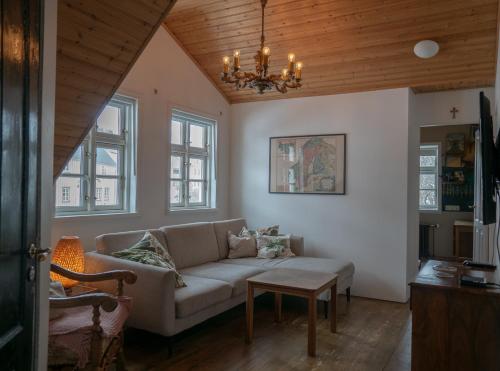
[221,0,303,95]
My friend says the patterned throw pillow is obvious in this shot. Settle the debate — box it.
[256,234,295,259]
[227,227,257,259]
[256,225,279,236]
[112,232,186,288]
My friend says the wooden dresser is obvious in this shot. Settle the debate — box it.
[410,260,500,371]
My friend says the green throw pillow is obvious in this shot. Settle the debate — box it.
[112,231,186,288]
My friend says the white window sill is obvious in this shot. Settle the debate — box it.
[53,211,140,222]
[167,207,218,214]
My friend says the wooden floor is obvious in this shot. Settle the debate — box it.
[124,294,411,371]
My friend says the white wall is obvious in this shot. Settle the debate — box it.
[52,28,231,250]
[229,88,412,302]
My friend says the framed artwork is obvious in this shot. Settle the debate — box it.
[269,134,346,195]
[446,133,465,154]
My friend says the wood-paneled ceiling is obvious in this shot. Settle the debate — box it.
[164,0,499,104]
[54,0,176,177]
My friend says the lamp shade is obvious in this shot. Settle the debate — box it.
[50,236,85,288]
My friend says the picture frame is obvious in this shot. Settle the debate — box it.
[269,134,346,195]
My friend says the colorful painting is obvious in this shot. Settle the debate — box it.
[269,134,346,194]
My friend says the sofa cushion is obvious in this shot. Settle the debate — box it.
[175,275,232,318]
[220,257,291,269]
[96,229,167,255]
[160,222,219,269]
[180,262,264,297]
[213,218,247,259]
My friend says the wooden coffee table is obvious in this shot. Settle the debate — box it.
[246,268,338,356]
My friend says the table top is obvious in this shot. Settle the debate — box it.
[247,268,337,292]
[410,259,500,297]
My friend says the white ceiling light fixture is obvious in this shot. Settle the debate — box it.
[414,40,439,59]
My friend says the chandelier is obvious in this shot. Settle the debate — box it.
[221,0,303,95]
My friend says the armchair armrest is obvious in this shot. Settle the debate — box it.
[50,292,117,312]
[84,252,176,336]
[51,263,137,296]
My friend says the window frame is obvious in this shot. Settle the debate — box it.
[168,109,216,210]
[419,143,441,212]
[55,94,137,216]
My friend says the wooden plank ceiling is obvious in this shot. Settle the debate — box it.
[54,0,176,177]
[164,0,498,104]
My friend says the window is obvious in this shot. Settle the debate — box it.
[419,144,440,211]
[55,95,137,215]
[62,187,70,203]
[169,110,216,209]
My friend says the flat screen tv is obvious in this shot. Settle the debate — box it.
[479,91,497,225]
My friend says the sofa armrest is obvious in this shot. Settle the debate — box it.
[84,251,176,336]
[290,235,304,256]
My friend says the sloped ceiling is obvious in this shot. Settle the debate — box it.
[54,0,176,177]
[164,0,498,104]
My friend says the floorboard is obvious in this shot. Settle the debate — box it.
[124,294,411,371]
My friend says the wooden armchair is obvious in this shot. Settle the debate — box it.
[48,264,137,371]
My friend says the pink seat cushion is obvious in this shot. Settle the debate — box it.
[49,296,131,368]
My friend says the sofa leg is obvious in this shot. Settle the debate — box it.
[346,287,351,303]
[323,301,328,319]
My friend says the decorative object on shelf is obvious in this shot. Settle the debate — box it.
[446,133,465,154]
[269,134,346,195]
[50,236,85,288]
[221,0,303,95]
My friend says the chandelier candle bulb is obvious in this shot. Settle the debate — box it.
[296,62,303,79]
[233,50,240,69]
[262,46,270,66]
[288,53,296,72]
[223,56,230,74]
[282,68,288,79]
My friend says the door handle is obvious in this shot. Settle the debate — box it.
[28,243,51,262]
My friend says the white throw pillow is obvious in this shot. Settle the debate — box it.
[256,234,295,259]
[227,227,257,259]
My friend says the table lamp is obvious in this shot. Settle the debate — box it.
[50,236,85,288]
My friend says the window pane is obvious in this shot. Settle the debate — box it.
[189,157,205,180]
[171,120,183,145]
[96,146,120,176]
[189,124,205,148]
[62,146,84,175]
[170,181,183,205]
[95,177,119,206]
[97,105,121,135]
[420,174,436,190]
[419,190,437,208]
[188,181,205,204]
[171,156,183,179]
[420,155,436,168]
[55,176,82,207]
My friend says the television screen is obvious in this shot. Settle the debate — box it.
[479,91,496,225]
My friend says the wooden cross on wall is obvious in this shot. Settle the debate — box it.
[450,107,459,119]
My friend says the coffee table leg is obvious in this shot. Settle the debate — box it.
[330,283,337,333]
[246,283,254,344]
[308,295,317,357]
[274,292,282,323]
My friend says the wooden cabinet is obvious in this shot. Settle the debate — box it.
[453,221,473,258]
[410,260,500,371]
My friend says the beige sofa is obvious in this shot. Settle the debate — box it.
[85,218,354,339]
